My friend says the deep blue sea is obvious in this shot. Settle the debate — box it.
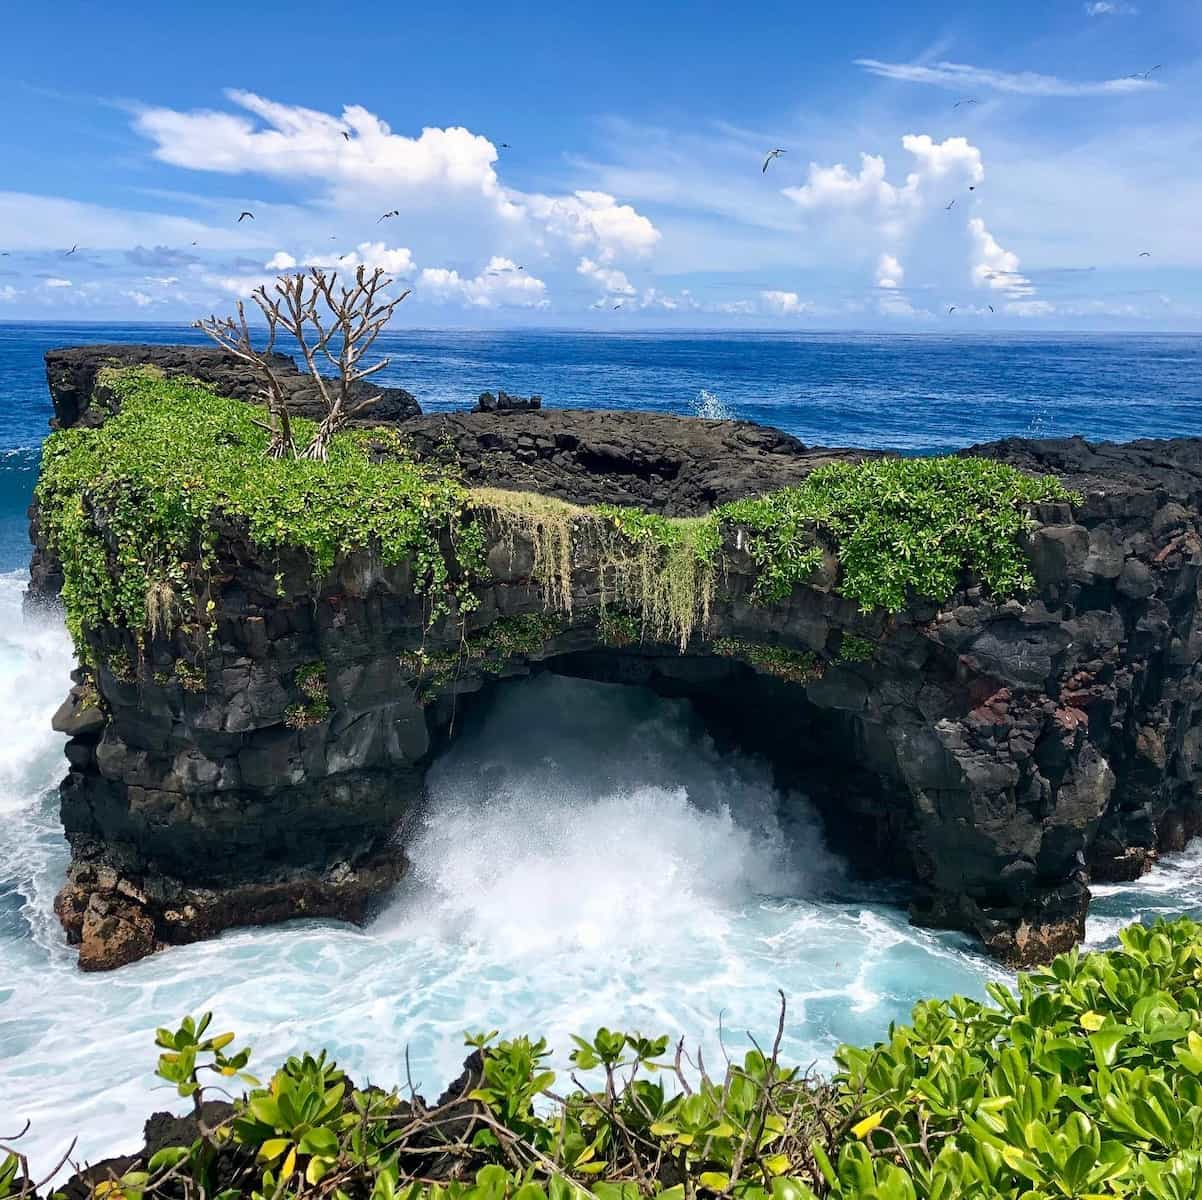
[1,323,1200,1172]
[4,323,1201,572]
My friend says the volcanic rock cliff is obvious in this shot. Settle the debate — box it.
[27,345,1202,971]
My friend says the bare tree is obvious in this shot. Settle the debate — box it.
[194,266,411,461]
[193,299,297,458]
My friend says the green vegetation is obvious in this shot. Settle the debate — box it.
[35,368,485,660]
[400,613,566,701]
[37,370,1078,676]
[711,639,823,683]
[285,663,332,730]
[598,608,641,648]
[11,919,1202,1200]
[836,636,875,665]
[718,457,1077,612]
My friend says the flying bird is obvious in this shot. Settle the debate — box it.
[969,185,978,191]
[377,210,399,222]
[613,302,623,309]
[64,245,78,256]
[945,199,956,210]
[988,305,995,313]
[191,241,198,246]
[762,148,786,173]
[1139,250,1152,257]
[237,211,254,222]
[341,131,351,141]
[500,142,511,149]
[1129,65,1163,80]
[947,305,957,314]
[953,98,979,109]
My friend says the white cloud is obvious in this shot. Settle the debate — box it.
[133,93,659,264]
[784,135,982,229]
[136,91,519,213]
[760,290,813,315]
[528,190,660,259]
[1085,2,1137,14]
[855,58,1158,97]
[302,242,416,275]
[122,290,160,308]
[143,275,179,286]
[44,277,72,288]
[265,251,297,269]
[418,256,548,308]
[876,253,905,288]
[577,256,635,295]
[968,217,1034,297]
[0,285,16,303]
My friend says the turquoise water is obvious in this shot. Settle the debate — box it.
[1,326,1200,1173]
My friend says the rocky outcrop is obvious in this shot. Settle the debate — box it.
[401,408,881,514]
[26,347,1202,971]
[475,389,541,413]
[43,343,422,429]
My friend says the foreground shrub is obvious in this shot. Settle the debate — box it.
[6,919,1202,1200]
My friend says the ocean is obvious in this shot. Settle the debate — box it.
[1,323,1200,1172]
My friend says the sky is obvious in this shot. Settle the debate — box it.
[1,0,1200,329]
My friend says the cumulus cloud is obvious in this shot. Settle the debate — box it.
[122,290,161,308]
[132,92,659,264]
[577,256,635,295]
[784,135,982,228]
[528,190,660,259]
[44,277,72,288]
[968,217,1034,297]
[855,58,1157,97]
[760,290,813,315]
[876,253,905,288]
[418,256,547,308]
[136,91,519,213]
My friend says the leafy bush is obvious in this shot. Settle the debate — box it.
[35,369,486,659]
[18,919,1202,1200]
[716,457,1077,611]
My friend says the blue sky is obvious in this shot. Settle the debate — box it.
[1,0,1200,328]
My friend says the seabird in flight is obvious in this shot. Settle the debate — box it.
[945,199,956,210]
[64,245,78,256]
[947,305,957,314]
[953,98,979,109]
[762,148,786,173]
[377,210,399,222]
[1139,250,1152,257]
[237,211,254,222]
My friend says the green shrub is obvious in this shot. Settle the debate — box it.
[836,636,875,664]
[35,368,486,659]
[40,918,1202,1200]
[717,457,1077,611]
[711,638,823,683]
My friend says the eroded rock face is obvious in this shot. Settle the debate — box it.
[26,347,1202,970]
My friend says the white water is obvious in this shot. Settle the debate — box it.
[0,570,1198,1175]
